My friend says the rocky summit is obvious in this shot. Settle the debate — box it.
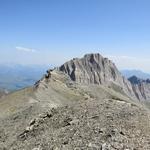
[59,53,150,101]
[59,53,126,85]
[0,53,150,150]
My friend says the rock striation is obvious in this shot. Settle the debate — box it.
[58,53,150,101]
[129,76,150,101]
[59,53,137,100]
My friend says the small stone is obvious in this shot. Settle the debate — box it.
[26,125,34,132]
[26,126,30,132]
[120,131,125,136]
[46,112,53,118]
[70,119,79,125]
[29,119,36,126]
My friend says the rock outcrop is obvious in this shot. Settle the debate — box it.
[59,53,137,100]
[129,76,150,101]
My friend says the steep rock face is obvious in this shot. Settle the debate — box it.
[59,53,136,99]
[129,76,150,101]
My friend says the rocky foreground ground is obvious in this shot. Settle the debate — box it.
[0,94,150,150]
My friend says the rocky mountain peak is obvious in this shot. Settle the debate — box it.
[59,53,120,85]
[58,53,137,99]
[83,53,103,61]
[39,53,150,101]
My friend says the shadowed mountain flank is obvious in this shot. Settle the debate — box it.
[128,76,150,101]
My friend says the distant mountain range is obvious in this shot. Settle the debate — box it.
[121,69,150,79]
[0,64,50,91]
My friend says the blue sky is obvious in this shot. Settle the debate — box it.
[0,0,150,72]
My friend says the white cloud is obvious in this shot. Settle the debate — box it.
[16,46,38,53]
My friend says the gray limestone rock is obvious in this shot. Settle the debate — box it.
[58,53,137,100]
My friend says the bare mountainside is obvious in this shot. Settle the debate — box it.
[59,53,150,102]
[121,69,150,80]
[0,53,150,149]
[128,76,150,101]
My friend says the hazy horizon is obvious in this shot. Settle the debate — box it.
[1,0,150,72]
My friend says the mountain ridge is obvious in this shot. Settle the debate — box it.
[121,69,150,79]
[58,53,150,102]
[0,53,150,149]
[128,75,150,101]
